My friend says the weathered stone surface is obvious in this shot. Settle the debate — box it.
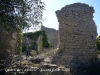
[0,31,18,59]
[53,3,98,66]
[10,32,18,55]
[41,25,58,47]
[29,57,44,63]
[42,63,58,69]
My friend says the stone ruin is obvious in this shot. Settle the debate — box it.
[0,31,18,59]
[53,3,98,66]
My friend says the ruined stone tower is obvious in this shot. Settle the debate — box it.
[54,3,97,66]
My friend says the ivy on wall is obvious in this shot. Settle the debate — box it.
[13,26,23,54]
[17,31,23,54]
[23,30,51,52]
[0,25,23,55]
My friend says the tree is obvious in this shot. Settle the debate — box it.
[96,35,100,51]
[0,0,45,31]
[0,0,45,68]
[0,0,28,29]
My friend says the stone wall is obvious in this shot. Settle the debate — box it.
[10,32,18,55]
[54,3,98,66]
[0,31,18,59]
[41,25,58,47]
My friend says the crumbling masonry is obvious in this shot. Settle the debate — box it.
[55,3,98,66]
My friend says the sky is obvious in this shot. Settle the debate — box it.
[41,0,100,36]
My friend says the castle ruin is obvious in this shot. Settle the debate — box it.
[55,3,98,66]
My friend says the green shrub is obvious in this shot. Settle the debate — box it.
[96,35,100,51]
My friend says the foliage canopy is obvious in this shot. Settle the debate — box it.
[0,0,45,31]
[0,0,45,54]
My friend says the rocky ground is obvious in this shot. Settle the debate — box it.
[4,48,71,75]
[2,48,100,75]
